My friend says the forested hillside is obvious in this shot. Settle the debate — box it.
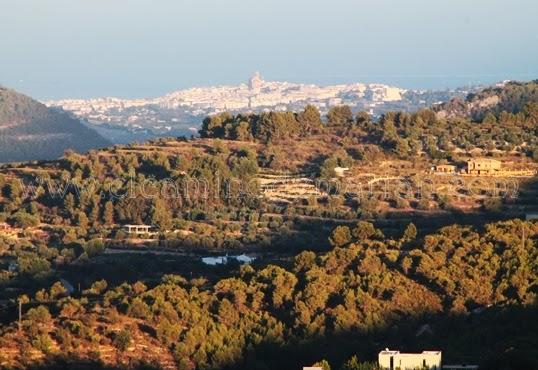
[435,80,538,120]
[199,81,538,161]
[0,220,536,370]
[0,87,110,163]
[0,80,537,370]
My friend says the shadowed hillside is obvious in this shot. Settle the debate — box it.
[0,87,110,162]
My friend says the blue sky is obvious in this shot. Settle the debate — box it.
[1,0,537,99]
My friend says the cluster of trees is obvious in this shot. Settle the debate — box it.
[199,105,325,142]
[319,151,354,179]
[198,81,538,162]
[0,146,262,235]
[437,80,538,120]
[367,103,538,160]
[201,102,538,161]
[199,105,374,143]
[0,135,382,261]
[1,219,536,369]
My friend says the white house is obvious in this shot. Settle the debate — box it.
[379,349,442,370]
[123,224,153,235]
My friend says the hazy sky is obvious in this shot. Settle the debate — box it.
[1,0,537,100]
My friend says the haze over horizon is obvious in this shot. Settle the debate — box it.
[1,0,537,100]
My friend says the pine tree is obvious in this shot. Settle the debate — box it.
[298,105,323,134]
[103,201,114,226]
[402,222,417,241]
[89,196,100,226]
[75,211,89,229]
[151,198,172,231]
[64,193,76,219]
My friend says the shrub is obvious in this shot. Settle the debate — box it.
[483,197,503,213]
[83,239,105,257]
[329,226,352,247]
[416,198,431,210]
[113,329,131,352]
[9,211,40,229]
[32,334,52,354]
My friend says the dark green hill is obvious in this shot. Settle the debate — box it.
[0,86,110,162]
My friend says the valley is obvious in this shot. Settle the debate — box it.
[0,80,536,370]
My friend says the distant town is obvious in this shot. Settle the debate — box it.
[45,73,477,142]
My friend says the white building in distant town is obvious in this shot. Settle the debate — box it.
[379,349,442,370]
[249,72,264,93]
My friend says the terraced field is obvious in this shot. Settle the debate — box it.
[258,171,323,203]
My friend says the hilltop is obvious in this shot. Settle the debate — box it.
[0,87,110,163]
[435,80,538,120]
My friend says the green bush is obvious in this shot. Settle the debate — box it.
[113,329,132,352]
[9,211,40,229]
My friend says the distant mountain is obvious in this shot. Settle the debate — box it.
[435,80,538,120]
[0,86,110,163]
[46,74,478,143]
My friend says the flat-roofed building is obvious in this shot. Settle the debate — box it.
[379,349,442,370]
[123,224,152,235]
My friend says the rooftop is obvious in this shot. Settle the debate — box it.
[467,158,501,163]
[379,349,442,356]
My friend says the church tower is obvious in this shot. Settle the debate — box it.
[248,72,263,93]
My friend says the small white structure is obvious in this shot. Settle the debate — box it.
[123,224,152,235]
[379,349,442,370]
[235,254,256,264]
[202,256,229,266]
[334,167,350,177]
[202,254,256,266]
